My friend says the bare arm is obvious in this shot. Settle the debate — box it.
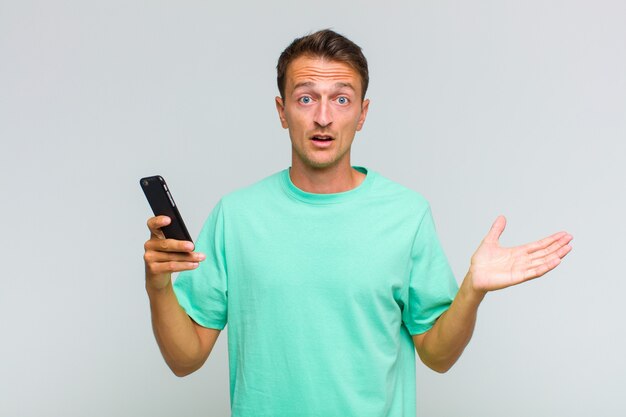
[144,215,220,377]
[413,216,573,373]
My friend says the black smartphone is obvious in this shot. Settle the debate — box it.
[140,175,193,242]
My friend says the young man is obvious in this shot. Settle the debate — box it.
[143,30,572,416]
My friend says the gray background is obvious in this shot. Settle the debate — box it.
[1,1,625,416]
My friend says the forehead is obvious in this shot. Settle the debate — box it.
[286,55,361,92]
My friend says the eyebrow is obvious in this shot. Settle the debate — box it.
[293,81,356,92]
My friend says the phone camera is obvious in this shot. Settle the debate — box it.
[142,180,149,187]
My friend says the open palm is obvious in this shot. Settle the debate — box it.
[470,216,573,292]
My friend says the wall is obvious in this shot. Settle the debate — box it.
[1,1,624,416]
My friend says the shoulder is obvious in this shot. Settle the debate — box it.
[368,169,430,213]
[220,169,285,209]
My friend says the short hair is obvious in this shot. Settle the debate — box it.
[276,29,369,101]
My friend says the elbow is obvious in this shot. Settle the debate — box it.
[170,364,198,378]
[428,361,454,374]
[160,342,212,378]
[414,337,464,374]
[167,359,202,378]
[418,352,459,374]
[171,367,192,378]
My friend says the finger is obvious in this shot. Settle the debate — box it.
[525,244,572,280]
[147,216,171,239]
[524,253,564,280]
[146,260,201,275]
[484,215,506,244]
[144,250,206,263]
[527,252,560,271]
[529,233,573,260]
[144,238,195,253]
[523,231,570,255]
[525,257,561,280]
[557,243,573,259]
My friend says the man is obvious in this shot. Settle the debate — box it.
[143,29,572,416]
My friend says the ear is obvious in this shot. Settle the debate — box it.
[275,96,288,129]
[356,98,370,131]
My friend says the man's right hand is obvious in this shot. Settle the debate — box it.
[143,215,218,377]
[143,215,206,291]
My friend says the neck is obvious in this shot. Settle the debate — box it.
[289,161,365,194]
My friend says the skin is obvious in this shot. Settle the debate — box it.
[144,216,218,376]
[275,55,370,193]
[144,55,573,376]
[412,216,572,372]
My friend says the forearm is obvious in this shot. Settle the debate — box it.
[146,280,208,376]
[414,270,485,373]
[414,217,573,373]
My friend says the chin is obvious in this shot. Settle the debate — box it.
[294,153,333,168]
[305,161,336,169]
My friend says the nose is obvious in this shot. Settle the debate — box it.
[313,99,332,128]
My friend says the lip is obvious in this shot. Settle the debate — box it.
[309,135,334,148]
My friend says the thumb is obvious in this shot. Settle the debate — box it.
[484,215,506,244]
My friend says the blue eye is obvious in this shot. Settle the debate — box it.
[300,96,312,104]
[337,96,349,105]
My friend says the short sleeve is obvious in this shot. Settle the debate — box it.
[173,200,228,330]
[402,206,458,335]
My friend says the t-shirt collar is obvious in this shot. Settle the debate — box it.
[281,166,375,205]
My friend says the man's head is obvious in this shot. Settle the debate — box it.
[275,30,371,172]
[277,29,369,101]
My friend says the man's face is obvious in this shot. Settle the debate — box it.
[275,55,369,171]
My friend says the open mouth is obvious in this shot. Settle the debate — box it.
[310,135,334,142]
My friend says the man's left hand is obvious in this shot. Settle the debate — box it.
[470,215,573,294]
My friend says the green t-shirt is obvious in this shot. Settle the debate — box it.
[174,167,458,417]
